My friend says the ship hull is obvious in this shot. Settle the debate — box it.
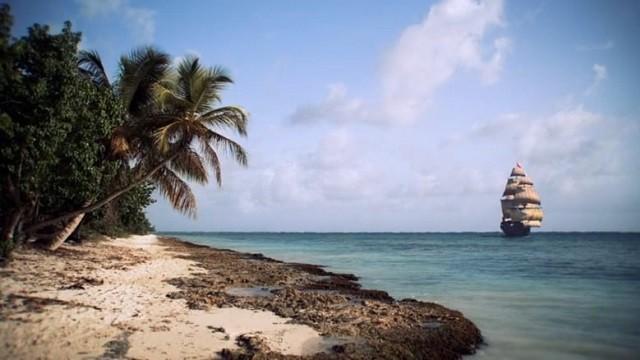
[500,221,531,237]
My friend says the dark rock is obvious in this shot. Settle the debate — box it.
[157,236,484,359]
[99,331,130,359]
[207,325,226,333]
[59,276,104,290]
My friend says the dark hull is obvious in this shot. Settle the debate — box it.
[500,221,531,237]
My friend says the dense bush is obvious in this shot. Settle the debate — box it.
[83,182,156,238]
[1,3,247,257]
[0,5,154,256]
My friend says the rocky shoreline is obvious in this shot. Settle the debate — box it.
[159,236,483,359]
[0,235,483,359]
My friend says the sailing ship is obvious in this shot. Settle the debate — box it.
[500,163,543,237]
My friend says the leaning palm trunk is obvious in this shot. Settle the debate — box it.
[1,207,26,257]
[23,153,179,239]
[46,201,90,250]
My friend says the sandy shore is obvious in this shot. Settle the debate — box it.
[0,234,482,359]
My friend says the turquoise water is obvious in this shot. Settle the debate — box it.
[162,232,640,359]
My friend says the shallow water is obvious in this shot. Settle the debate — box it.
[162,232,640,359]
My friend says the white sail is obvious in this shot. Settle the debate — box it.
[522,220,542,227]
[512,188,541,204]
[518,176,534,185]
[500,164,544,228]
[522,207,544,221]
[502,183,520,196]
[501,199,516,213]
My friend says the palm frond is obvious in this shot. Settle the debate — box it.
[151,167,197,217]
[153,75,191,111]
[173,57,234,113]
[153,120,184,154]
[170,148,208,184]
[199,141,222,186]
[204,129,248,166]
[118,46,171,116]
[78,50,110,87]
[208,66,233,84]
[192,66,233,112]
[176,56,200,104]
[200,106,248,136]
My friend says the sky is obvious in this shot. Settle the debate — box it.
[9,0,640,231]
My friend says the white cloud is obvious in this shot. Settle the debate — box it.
[233,124,512,219]
[237,129,383,211]
[461,105,633,197]
[75,0,155,43]
[290,0,509,125]
[150,101,640,231]
[481,37,511,83]
[517,107,634,199]
[584,63,607,96]
[443,61,635,206]
[382,0,508,123]
[123,6,155,43]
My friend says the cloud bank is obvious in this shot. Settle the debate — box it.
[142,0,639,232]
[290,0,510,125]
[382,0,508,123]
[459,104,635,196]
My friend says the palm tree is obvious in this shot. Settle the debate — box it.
[148,56,248,213]
[27,48,248,249]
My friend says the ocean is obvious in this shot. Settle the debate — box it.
[161,232,640,359]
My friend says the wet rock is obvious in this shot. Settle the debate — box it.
[99,331,130,359]
[236,334,271,353]
[278,307,296,318]
[59,276,104,290]
[165,291,183,300]
[207,325,225,333]
[158,236,484,359]
[287,263,357,281]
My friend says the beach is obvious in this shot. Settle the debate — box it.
[3,1,638,359]
[168,232,640,359]
[0,234,482,359]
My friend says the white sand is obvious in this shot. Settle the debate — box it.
[0,235,333,359]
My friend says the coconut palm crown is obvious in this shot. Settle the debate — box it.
[147,56,248,216]
[24,46,248,250]
[78,48,248,218]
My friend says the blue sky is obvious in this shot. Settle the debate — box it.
[9,0,640,231]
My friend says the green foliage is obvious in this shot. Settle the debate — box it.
[0,15,120,211]
[0,5,156,254]
[1,5,249,256]
[79,46,249,219]
[84,182,156,237]
[118,183,156,234]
